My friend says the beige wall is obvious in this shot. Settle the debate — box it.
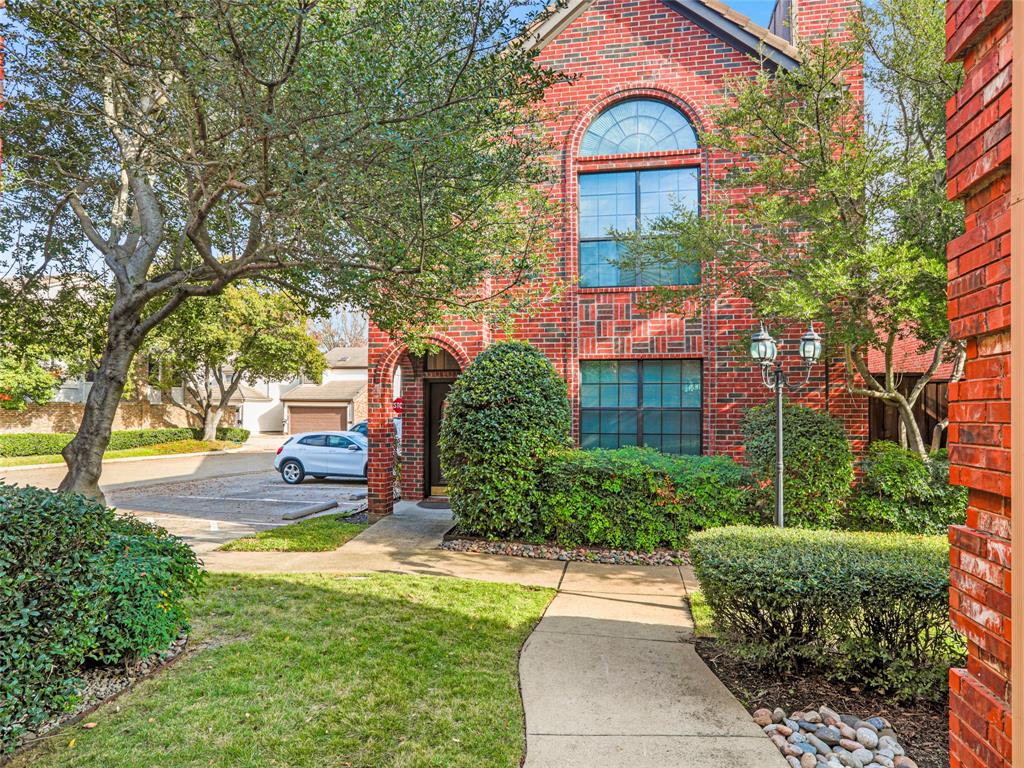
[0,401,235,434]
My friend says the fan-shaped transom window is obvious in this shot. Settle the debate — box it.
[580,99,698,157]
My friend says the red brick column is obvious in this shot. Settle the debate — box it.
[945,2,1014,765]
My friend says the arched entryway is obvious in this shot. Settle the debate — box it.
[367,336,469,519]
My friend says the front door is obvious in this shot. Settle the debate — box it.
[426,381,451,496]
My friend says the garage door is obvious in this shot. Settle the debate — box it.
[289,406,346,434]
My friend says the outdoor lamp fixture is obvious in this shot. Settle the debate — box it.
[750,324,823,528]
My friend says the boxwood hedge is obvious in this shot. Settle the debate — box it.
[689,525,962,701]
[0,426,250,457]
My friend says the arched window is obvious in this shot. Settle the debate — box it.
[579,98,697,157]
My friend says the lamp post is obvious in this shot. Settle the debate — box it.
[749,325,823,528]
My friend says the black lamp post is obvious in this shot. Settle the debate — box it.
[749,324,823,528]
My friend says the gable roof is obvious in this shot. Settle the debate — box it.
[325,346,368,369]
[281,380,367,403]
[523,0,800,71]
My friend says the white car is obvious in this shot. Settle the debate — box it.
[274,431,368,484]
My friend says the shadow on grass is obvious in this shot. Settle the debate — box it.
[11,572,553,768]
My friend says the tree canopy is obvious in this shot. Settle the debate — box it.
[0,0,562,497]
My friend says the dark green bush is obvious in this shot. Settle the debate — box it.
[440,342,571,539]
[741,402,854,527]
[537,447,753,551]
[0,485,113,749]
[0,427,249,457]
[847,441,968,534]
[690,526,961,701]
[91,516,203,664]
[0,484,203,752]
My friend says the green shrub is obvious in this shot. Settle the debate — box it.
[211,426,250,443]
[0,485,114,750]
[847,442,967,534]
[537,447,752,551]
[91,516,203,664]
[0,485,202,752]
[0,427,248,457]
[741,402,854,527]
[690,525,962,701]
[440,342,571,539]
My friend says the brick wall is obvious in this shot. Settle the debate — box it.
[368,0,865,513]
[945,1,1014,766]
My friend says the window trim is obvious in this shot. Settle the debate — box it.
[579,98,699,158]
[578,166,701,289]
[578,359,703,455]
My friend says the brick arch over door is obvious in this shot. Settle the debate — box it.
[367,335,470,517]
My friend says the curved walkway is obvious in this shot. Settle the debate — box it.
[202,501,786,768]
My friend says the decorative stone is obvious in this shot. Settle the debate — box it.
[773,707,787,724]
[840,715,860,728]
[788,732,808,744]
[835,751,863,768]
[873,756,894,768]
[785,719,801,732]
[893,758,917,768]
[878,736,903,756]
[799,720,820,732]
[804,711,823,724]
[814,726,842,746]
[753,708,774,727]
[837,724,857,741]
[805,734,832,755]
[867,716,890,731]
[800,753,817,768]
[777,725,794,737]
[855,727,878,749]
[787,757,802,768]
[838,739,860,752]
[852,748,874,764]
[854,720,878,734]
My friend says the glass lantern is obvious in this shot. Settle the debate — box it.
[750,328,777,366]
[799,327,822,364]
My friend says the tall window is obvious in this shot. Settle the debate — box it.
[578,99,700,288]
[579,360,701,455]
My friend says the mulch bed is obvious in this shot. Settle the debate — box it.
[441,532,689,566]
[694,637,948,768]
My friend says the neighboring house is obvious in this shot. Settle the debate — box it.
[366,0,865,515]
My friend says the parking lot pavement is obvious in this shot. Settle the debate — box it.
[110,472,368,554]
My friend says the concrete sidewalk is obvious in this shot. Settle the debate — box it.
[203,500,786,768]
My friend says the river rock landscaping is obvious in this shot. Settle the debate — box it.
[756,705,919,768]
[440,534,688,566]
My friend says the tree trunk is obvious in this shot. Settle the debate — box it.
[58,321,142,502]
[201,407,224,442]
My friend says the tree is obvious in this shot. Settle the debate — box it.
[622,0,963,459]
[310,312,368,351]
[0,0,560,499]
[148,285,326,440]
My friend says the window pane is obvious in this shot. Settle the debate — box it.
[580,240,630,288]
[639,168,699,229]
[581,384,600,408]
[599,383,619,407]
[579,172,635,238]
[619,383,638,408]
[643,383,662,407]
[580,99,698,156]
[682,361,702,407]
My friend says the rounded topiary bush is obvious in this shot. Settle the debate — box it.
[741,401,854,527]
[439,341,571,539]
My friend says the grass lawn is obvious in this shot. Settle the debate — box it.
[13,572,553,768]
[0,440,241,467]
[219,514,368,552]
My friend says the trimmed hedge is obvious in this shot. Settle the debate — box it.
[0,426,250,457]
[847,442,968,535]
[440,342,571,539]
[690,526,962,701]
[537,447,753,551]
[0,484,202,752]
[741,402,854,527]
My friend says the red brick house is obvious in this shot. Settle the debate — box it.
[366,0,865,516]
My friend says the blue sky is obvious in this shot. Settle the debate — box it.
[722,1,776,26]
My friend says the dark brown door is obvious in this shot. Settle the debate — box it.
[426,381,451,494]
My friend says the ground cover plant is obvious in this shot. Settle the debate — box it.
[10,572,553,768]
[219,515,368,552]
[0,485,201,752]
[689,525,961,702]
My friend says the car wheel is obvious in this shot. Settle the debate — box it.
[280,460,305,485]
